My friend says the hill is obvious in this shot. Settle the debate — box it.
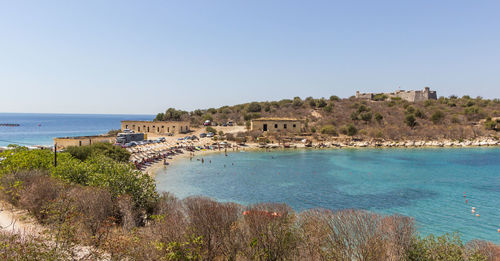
[155,95,500,141]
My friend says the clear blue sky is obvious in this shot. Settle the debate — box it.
[1,1,499,114]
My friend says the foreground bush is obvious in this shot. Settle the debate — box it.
[0,149,158,211]
[0,232,72,260]
[0,149,498,260]
[65,142,131,163]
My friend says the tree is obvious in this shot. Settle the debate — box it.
[202,114,213,122]
[360,112,372,123]
[156,108,188,121]
[405,114,417,128]
[192,109,203,116]
[308,99,316,108]
[317,99,327,108]
[329,95,340,102]
[154,113,165,121]
[292,97,303,108]
[247,102,262,113]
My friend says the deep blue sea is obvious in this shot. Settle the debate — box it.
[156,148,500,243]
[0,113,153,147]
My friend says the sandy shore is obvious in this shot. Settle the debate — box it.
[144,145,257,177]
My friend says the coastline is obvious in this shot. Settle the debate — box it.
[143,137,500,177]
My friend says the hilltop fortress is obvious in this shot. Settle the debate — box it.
[356,87,437,102]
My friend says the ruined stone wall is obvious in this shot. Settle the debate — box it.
[356,88,437,102]
[54,136,115,150]
[355,92,374,99]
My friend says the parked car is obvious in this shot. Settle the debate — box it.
[203,120,211,126]
[207,132,214,137]
[222,123,227,126]
[227,121,234,126]
[200,133,207,138]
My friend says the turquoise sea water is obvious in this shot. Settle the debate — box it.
[156,148,500,243]
[0,113,153,147]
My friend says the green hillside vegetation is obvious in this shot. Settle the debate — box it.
[157,95,500,140]
[0,146,499,260]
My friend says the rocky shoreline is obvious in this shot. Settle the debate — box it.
[324,137,500,148]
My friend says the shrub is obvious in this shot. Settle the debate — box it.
[415,109,426,119]
[0,231,73,260]
[308,98,317,108]
[357,104,370,113]
[405,114,417,128]
[316,99,326,108]
[202,114,213,121]
[341,124,358,136]
[424,100,433,107]
[324,103,334,113]
[406,106,416,114]
[184,196,242,260]
[360,112,372,123]
[464,106,485,121]
[242,203,298,260]
[66,143,130,163]
[430,110,445,124]
[0,150,158,212]
[320,125,338,136]
[155,108,188,121]
[329,95,340,102]
[350,111,360,121]
[247,102,262,113]
[407,233,466,261]
[292,97,303,108]
[18,175,64,222]
[374,113,383,123]
[484,120,497,130]
[373,93,388,101]
[206,126,216,133]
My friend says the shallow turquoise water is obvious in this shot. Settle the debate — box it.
[156,148,500,243]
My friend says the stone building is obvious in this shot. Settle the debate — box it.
[356,87,437,102]
[54,135,115,150]
[121,120,190,135]
[251,118,302,133]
